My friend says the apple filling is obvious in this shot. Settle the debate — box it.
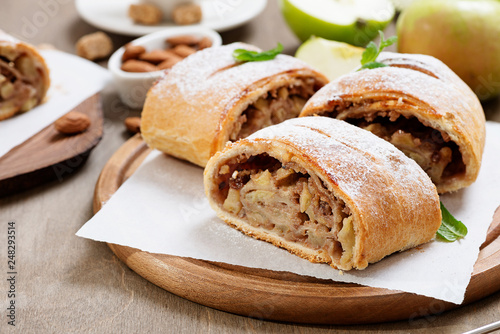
[318,103,465,185]
[215,153,355,268]
[230,80,317,141]
[0,53,44,116]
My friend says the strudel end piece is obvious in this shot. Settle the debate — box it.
[0,31,50,121]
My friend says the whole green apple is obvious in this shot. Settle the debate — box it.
[397,0,500,100]
[280,0,395,47]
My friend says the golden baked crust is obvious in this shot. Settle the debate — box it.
[0,31,50,121]
[204,117,441,270]
[300,52,485,193]
[141,42,328,167]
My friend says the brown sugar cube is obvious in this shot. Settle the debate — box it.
[128,4,162,25]
[197,36,212,50]
[172,3,202,25]
[76,32,113,61]
[139,49,177,64]
[157,54,183,70]
[122,44,146,62]
[124,117,141,133]
[172,44,196,58]
[166,35,200,46]
[121,59,158,72]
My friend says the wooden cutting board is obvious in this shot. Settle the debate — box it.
[0,94,103,197]
[93,134,500,325]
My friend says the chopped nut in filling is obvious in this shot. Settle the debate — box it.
[320,102,465,184]
[230,81,316,141]
[0,54,43,115]
[217,154,355,268]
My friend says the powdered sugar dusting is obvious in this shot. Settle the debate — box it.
[378,52,478,99]
[248,117,437,214]
[306,66,470,130]
[378,52,455,80]
[150,42,319,112]
[377,52,485,130]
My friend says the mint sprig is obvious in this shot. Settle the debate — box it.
[437,202,468,242]
[358,31,397,71]
[233,43,283,62]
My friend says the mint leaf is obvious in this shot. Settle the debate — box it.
[233,43,283,62]
[437,226,459,242]
[358,30,397,71]
[436,202,468,242]
[381,36,398,49]
[360,42,378,65]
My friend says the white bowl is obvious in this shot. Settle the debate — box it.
[108,27,222,109]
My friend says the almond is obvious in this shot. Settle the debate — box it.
[166,35,200,46]
[121,59,158,72]
[55,111,91,135]
[122,44,146,62]
[139,49,177,64]
[124,117,141,133]
[172,44,197,58]
[157,54,183,70]
[197,36,213,50]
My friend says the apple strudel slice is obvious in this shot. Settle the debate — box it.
[0,31,50,121]
[141,42,328,167]
[204,117,441,270]
[300,53,485,193]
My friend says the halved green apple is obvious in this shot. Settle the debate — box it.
[295,37,364,80]
[280,0,395,47]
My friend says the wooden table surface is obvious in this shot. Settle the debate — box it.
[1,1,500,333]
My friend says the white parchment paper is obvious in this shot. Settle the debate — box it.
[77,122,500,304]
[0,50,111,158]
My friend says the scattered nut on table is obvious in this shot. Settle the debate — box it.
[172,3,202,25]
[125,117,141,133]
[76,32,113,61]
[128,4,163,25]
[55,111,91,135]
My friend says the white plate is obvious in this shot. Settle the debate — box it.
[76,0,268,36]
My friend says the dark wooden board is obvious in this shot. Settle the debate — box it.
[93,134,500,325]
[0,93,103,197]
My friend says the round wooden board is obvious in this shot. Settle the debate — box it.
[0,94,103,197]
[93,134,500,325]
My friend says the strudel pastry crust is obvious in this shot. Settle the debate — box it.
[300,52,485,193]
[141,42,328,167]
[204,117,441,270]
